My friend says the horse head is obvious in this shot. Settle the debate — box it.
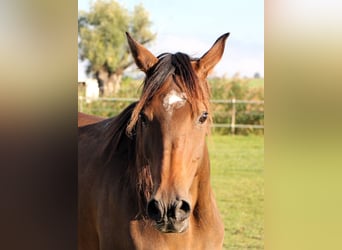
[126,32,229,233]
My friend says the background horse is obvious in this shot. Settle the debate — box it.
[78,112,105,127]
[78,32,229,250]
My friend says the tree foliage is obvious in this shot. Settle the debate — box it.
[78,0,155,95]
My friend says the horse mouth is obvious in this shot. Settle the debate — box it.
[153,219,189,233]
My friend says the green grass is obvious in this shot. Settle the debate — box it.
[208,135,264,249]
[247,78,264,88]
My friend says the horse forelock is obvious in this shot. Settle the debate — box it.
[126,52,211,135]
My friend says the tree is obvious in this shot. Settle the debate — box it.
[78,0,155,96]
[254,72,261,79]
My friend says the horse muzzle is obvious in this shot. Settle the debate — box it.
[147,198,191,233]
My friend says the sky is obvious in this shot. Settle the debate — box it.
[78,0,264,80]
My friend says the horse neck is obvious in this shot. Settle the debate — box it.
[197,144,212,195]
[192,144,219,218]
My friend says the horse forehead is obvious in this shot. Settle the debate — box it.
[162,89,187,112]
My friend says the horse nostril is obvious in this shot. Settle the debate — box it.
[147,199,162,221]
[180,200,191,213]
[175,200,191,221]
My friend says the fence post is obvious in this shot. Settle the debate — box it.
[231,98,236,134]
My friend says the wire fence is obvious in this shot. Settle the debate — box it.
[78,96,264,134]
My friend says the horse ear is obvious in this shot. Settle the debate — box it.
[126,32,158,73]
[196,33,230,77]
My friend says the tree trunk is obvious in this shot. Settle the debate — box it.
[95,71,104,96]
[96,69,122,96]
[105,73,122,96]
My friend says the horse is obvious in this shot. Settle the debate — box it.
[78,112,105,127]
[78,32,229,250]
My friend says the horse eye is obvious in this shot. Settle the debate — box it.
[198,112,208,124]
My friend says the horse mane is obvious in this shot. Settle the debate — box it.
[100,52,211,216]
[101,102,137,159]
[98,102,153,216]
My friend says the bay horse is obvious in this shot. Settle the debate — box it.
[78,32,229,250]
[78,112,105,127]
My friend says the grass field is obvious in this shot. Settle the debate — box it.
[247,78,264,88]
[208,135,264,249]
